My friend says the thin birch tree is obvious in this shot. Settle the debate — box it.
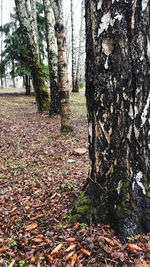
[14,0,50,112]
[70,0,76,92]
[75,0,84,92]
[43,0,60,115]
[50,0,72,131]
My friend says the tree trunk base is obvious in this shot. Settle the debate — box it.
[66,178,150,239]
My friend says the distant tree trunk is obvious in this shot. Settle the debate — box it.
[25,74,31,95]
[70,0,76,92]
[43,0,60,115]
[12,77,16,88]
[75,0,84,92]
[51,0,72,132]
[0,0,3,88]
[15,0,50,112]
[72,1,150,238]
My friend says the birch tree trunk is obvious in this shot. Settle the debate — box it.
[15,0,49,112]
[30,0,39,56]
[72,0,150,238]
[75,0,84,92]
[43,0,60,115]
[70,0,76,92]
[51,0,72,131]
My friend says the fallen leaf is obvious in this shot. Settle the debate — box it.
[80,248,91,256]
[30,256,35,263]
[67,159,75,163]
[73,222,80,231]
[71,253,77,267]
[25,223,38,231]
[0,238,4,243]
[65,251,75,261]
[73,148,87,155]
[104,225,111,228]
[35,234,44,239]
[50,193,61,200]
[8,259,16,267]
[6,251,15,257]
[65,244,76,253]
[9,207,17,214]
[51,243,63,255]
[135,265,150,267]
[32,238,43,243]
[37,261,41,267]
[0,246,9,253]
[145,243,150,251]
[47,255,54,264]
[127,244,142,253]
[103,237,115,247]
[65,238,76,242]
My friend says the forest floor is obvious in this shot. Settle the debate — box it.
[0,89,150,267]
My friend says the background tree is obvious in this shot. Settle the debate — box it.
[51,0,72,132]
[70,0,76,92]
[72,0,150,238]
[14,0,49,112]
[0,0,3,88]
[0,11,32,93]
[75,0,84,92]
[43,0,60,115]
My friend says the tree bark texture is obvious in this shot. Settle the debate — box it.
[43,0,60,115]
[30,0,39,56]
[15,0,49,112]
[51,0,72,131]
[75,0,84,92]
[72,0,150,238]
[70,0,76,92]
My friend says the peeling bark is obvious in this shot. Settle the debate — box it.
[15,0,49,112]
[73,0,150,238]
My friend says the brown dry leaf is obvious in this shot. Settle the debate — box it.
[127,244,142,253]
[32,238,43,243]
[47,255,54,264]
[145,243,150,251]
[65,237,76,242]
[103,237,115,247]
[51,243,63,255]
[0,238,4,243]
[73,222,80,231]
[71,253,77,267]
[8,259,16,267]
[0,246,9,253]
[65,244,77,253]
[37,261,41,267]
[9,207,17,214]
[65,251,75,261]
[104,224,111,228]
[6,251,15,257]
[35,234,44,239]
[135,265,150,267]
[25,223,38,231]
[30,256,36,263]
[80,248,91,257]
[50,193,61,200]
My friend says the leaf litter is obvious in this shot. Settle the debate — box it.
[0,92,150,266]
